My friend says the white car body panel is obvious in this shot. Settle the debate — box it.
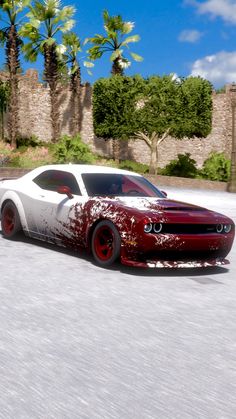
[0,164,134,239]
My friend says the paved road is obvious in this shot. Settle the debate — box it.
[0,188,236,419]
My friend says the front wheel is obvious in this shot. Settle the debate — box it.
[1,201,22,239]
[91,221,121,267]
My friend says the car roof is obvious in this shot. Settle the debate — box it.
[25,164,142,178]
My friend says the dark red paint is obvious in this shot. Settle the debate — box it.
[48,196,235,268]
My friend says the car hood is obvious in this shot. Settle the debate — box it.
[116,196,205,212]
[110,196,232,224]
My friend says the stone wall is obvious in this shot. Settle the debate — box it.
[1,69,233,168]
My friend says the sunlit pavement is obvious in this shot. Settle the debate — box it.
[0,188,236,419]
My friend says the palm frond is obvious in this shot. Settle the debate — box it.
[59,19,75,34]
[54,5,75,23]
[22,41,40,62]
[83,60,94,68]
[19,23,39,41]
[88,46,103,60]
[130,52,143,62]
[122,35,140,45]
[122,21,135,34]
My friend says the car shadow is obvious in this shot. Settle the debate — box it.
[0,230,229,278]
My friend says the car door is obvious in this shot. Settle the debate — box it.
[25,169,87,241]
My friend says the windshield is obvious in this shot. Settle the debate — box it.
[82,173,165,198]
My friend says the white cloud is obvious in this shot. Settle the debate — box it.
[190,50,236,86]
[186,0,236,24]
[178,29,203,42]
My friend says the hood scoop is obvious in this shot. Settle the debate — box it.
[151,199,204,212]
[162,206,203,211]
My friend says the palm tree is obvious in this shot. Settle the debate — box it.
[87,10,142,162]
[61,32,93,135]
[20,0,75,142]
[0,0,30,147]
[87,9,143,76]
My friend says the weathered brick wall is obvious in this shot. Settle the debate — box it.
[1,69,233,168]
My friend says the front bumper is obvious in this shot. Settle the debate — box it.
[121,257,230,269]
[120,255,230,268]
[120,230,234,268]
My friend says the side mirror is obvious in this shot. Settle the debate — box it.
[161,190,167,198]
[57,185,73,199]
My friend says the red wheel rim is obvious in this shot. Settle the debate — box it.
[2,207,15,235]
[94,226,114,261]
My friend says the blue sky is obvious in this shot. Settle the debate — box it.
[1,0,236,88]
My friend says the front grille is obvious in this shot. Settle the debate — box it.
[160,224,220,234]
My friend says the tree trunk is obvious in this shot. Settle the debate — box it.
[70,67,81,136]
[50,88,60,143]
[111,58,122,161]
[111,58,123,76]
[112,138,120,164]
[6,25,21,148]
[149,136,158,174]
[44,44,60,142]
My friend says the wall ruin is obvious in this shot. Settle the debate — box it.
[1,69,233,168]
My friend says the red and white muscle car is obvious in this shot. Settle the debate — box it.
[0,164,234,268]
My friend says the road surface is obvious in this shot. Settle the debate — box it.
[0,188,236,419]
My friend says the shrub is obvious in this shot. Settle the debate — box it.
[119,159,149,174]
[54,134,95,164]
[160,153,198,178]
[16,135,42,149]
[200,152,230,182]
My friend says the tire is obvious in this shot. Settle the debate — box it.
[1,201,22,239]
[91,220,121,267]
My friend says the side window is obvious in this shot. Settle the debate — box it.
[33,170,81,195]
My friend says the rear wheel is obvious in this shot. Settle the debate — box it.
[91,221,121,267]
[1,201,22,239]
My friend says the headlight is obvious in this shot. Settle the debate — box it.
[223,224,232,233]
[216,224,223,233]
[144,223,152,233]
[153,223,162,233]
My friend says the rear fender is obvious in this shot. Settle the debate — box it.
[0,191,29,232]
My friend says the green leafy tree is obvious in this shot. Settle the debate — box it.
[0,79,10,139]
[0,0,30,147]
[93,75,144,162]
[19,0,75,142]
[93,75,213,174]
[87,9,143,76]
[135,75,213,174]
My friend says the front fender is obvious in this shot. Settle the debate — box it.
[0,191,29,232]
